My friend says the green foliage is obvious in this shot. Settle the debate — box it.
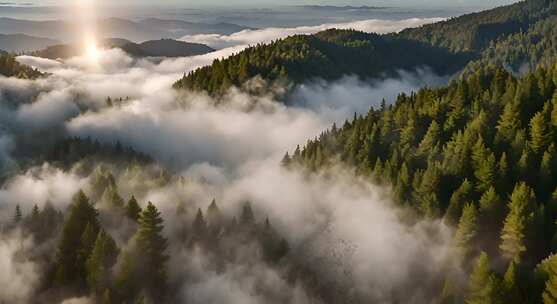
[465,252,501,304]
[0,52,44,79]
[86,230,119,295]
[294,62,557,268]
[136,202,169,299]
[126,195,142,222]
[54,190,99,287]
[453,203,479,259]
[398,0,557,53]
[500,182,536,261]
[174,29,469,96]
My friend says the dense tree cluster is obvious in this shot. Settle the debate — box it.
[174,29,469,96]
[0,52,44,79]
[398,0,557,53]
[285,60,557,302]
[462,16,557,77]
[5,164,292,303]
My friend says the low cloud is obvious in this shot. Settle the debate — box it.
[0,230,40,304]
[181,18,445,49]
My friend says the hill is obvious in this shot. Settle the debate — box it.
[397,0,557,52]
[0,17,248,43]
[31,38,214,59]
[175,0,557,97]
[0,33,59,53]
[138,18,250,37]
[0,52,44,79]
[173,29,470,95]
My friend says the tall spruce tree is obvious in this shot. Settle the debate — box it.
[500,182,537,261]
[86,229,119,295]
[465,252,501,304]
[136,202,168,299]
[54,190,99,287]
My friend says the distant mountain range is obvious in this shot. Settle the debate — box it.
[0,17,250,44]
[31,38,214,59]
[0,33,59,52]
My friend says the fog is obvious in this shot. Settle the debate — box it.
[0,17,459,303]
[181,17,445,49]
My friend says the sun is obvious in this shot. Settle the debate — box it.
[86,39,100,65]
[77,0,100,67]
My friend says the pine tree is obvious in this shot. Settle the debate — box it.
[465,252,500,304]
[14,204,22,223]
[126,195,142,222]
[240,202,255,225]
[446,179,474,225]
[417,121,440,156]
[86,230,119,295]
[206,199,222,229]
[543,254,557,304]
[136,202,168,299]
[54,190,99,286]
[496,102,520,146]
[503,259,520,304]
[500,182,536,261]
[530,112,552,154]
[453,203,478,259]
[192,208,207,237]
[101,185,125,209]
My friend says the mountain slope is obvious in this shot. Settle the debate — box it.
[175,0,557,97]
[173,29,470,95]
[138,18,250,36]
[0,17,248,43]
[397,0,557,52]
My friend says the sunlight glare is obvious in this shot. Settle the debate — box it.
[78,0,100,67]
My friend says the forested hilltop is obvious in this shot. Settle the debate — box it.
[175,0,557,97]
[173,30,469,96]
[0,52,44,79]
[397,0,557,53]
[285,61,557,303]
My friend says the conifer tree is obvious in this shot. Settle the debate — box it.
[86,230,119,295]
[240,202,255,225]
[496,102,520,146]
[453,203,478,259]
[500,182,536,261]
[465,252,500,304]
[206,199,222,229]
[136,202,168,299]
[54,190,99,286]
[192,208,207,237]
[14,204,22,223]
[417,121,440,156]
[530,112,553,154]
[126,195,142,222]
[446,179,474,225]
[543,254,557,304]
[503,259,520,304]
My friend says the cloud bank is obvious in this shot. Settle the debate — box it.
[181,17,445,49]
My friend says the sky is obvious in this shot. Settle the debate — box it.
[6,0,520,8]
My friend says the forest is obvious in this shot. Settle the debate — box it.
[286,60,557,303]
